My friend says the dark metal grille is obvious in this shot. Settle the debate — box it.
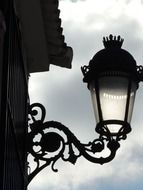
[4,108,26,190]
[0,1,28,189]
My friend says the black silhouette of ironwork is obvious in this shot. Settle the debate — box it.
[28,103,125,184]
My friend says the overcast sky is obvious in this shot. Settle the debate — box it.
[28,0,143,189]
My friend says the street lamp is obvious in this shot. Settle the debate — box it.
[27,35,143,185]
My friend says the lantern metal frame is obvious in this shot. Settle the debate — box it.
[27,35,143,185]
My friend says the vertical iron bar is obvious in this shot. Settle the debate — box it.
[95,78,103,122]
[124,78,132,122]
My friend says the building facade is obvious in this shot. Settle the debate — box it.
[0,0,73,189]
[0,1,28,190]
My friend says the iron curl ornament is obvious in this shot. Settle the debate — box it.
[28,103,125,184]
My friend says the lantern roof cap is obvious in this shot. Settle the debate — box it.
[89,34,137,74]
[81,35,140,84]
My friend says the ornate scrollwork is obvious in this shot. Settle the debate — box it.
[81,65,90,76]
[27,103,121,185]
[103,34,124,49]
[137,65,143,81]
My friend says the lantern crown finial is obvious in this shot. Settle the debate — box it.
[103,34,124,49]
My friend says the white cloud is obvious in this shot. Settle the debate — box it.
[59,0,143,29]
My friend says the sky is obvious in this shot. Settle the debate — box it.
[28,0,143,189]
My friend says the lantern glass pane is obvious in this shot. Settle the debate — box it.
[127,81,137,122]
[90,85,100,122]
[90,76,137,134]
[99,76,128,121]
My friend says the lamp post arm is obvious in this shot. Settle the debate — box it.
[27,103,120,185]
[42,121,120,164]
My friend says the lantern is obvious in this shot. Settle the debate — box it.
[82,35,140,138]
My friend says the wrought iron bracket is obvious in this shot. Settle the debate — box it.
[27,103,123,185]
